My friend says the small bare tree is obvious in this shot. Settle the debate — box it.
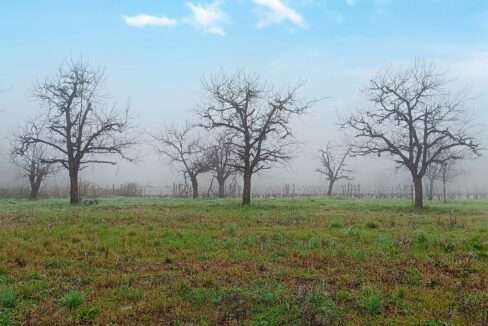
[425,163,442,201]
[438,160,462,202]
[152,123,211,199]
[17,58,136,204]
[199,70,312,205]
[208,131,238,198]
[426,146,468,201]
[10,141,58,199]
[316,141,353,196]
[341,61,480,208]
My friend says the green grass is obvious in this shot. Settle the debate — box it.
[359,289,383,315]
[59,291,85,310]
[0,197,487,325]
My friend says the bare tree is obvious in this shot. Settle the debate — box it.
[17,58,136,204]
[425,163,441,201]
[198,70,312,205]
[316,141,353,196]
[426,146,469,202]
[10,141,58,199]
[341,61,480,208]
[208,131,238,198]
[438,160,462,202]
[152,123,211,199]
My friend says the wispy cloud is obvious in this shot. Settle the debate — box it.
[253,0,305,28]
[124,14,178,28]
[124,0,305,34]
[345,0,358,7]
[184,1,228,36]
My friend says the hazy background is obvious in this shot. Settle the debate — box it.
[1,0,487,193]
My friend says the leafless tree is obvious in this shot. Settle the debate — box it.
[198,70,313,205]
[426,147,469,202]
[152,122,211,199]
[438,160,462,202]
[316,141,353,196]
[17,58,136,204]
[425,163,441,201]
[341,61,480,208]
[10,140,58,199]
[208,131,238,198]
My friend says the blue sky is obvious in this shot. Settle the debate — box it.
[1,0,487,189]
[1,0,487,72]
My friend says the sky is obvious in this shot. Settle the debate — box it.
[0,0,487,193]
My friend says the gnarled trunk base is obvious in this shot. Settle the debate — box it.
[191,176,199,199]
[69,170,80,204]
[327,180,335,196]
[242,171,251,206]
[413,176,424,208]
[218,179,225,198]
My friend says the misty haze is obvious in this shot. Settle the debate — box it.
[0,1,487,325]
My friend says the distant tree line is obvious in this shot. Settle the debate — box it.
[8,59,482,207]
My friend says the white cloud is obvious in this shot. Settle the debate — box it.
[124,14,178,28]
[184,1,228,36]
[253,0,305,28]
[345,0,357,7]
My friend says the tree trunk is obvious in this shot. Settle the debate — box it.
[217,178,225,198]
[29,186,39,200]
[327,179,335,196]
[413,176,424,208]
[29,177,41,200]
[443,177,447,203]
[69,168,80,204]
[242,169,252,206]
[427,177,434,201]
[190,176,199,199]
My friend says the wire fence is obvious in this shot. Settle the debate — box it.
[1,181,487,201]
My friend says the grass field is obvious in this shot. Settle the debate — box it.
[0,197,487,325]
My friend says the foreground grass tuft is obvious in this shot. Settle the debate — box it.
[360,289,383,316]
[60,291,84,310]
[0,286,16,309]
